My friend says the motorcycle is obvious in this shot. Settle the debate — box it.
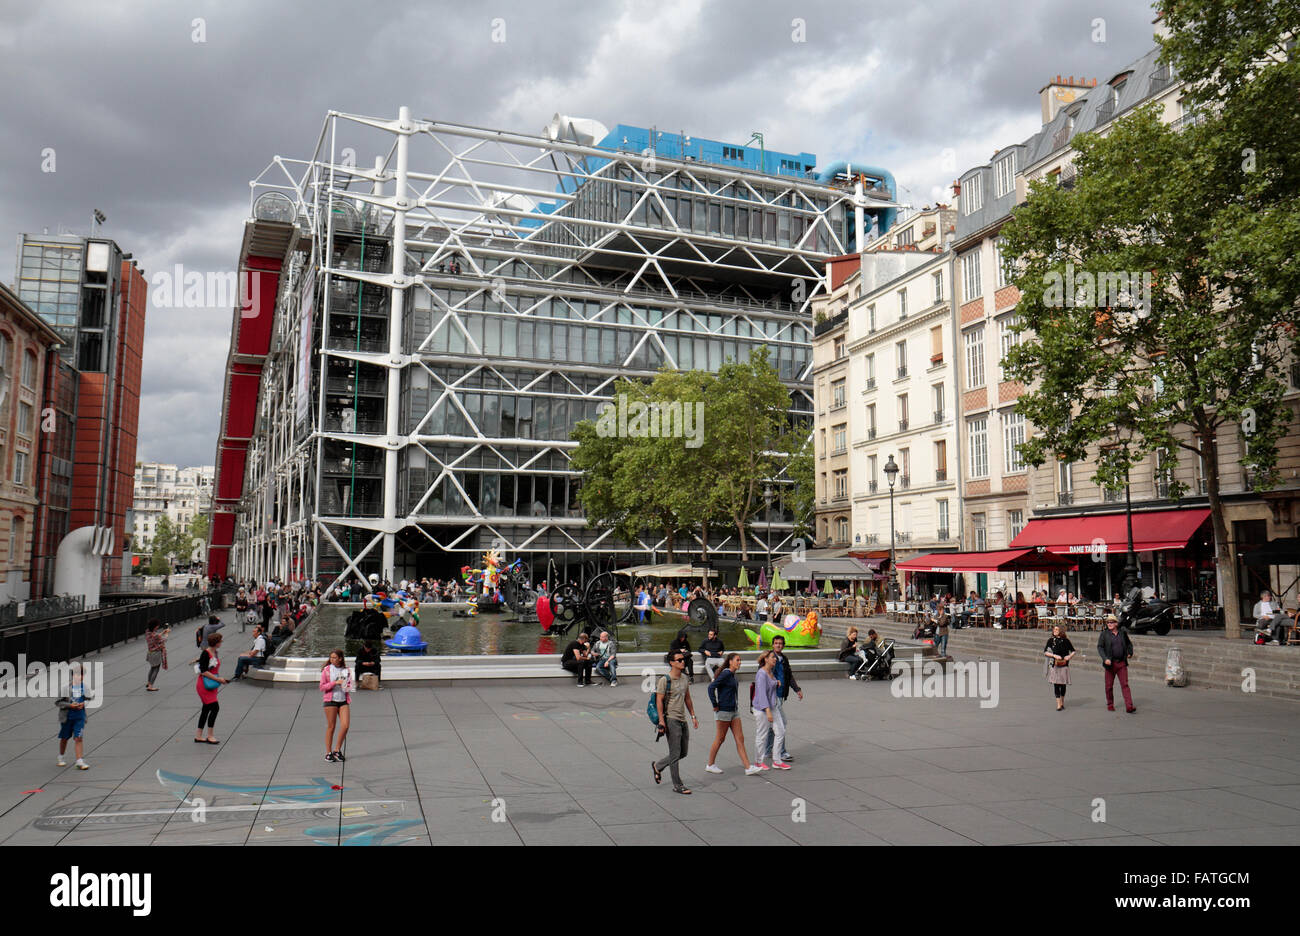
[1117,588,1174,636]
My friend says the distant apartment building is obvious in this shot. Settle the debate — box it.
[811,206,959,580]
[952,45,1300,614]
[13,234,147,594]
[0,283,64,601]
[133,463,214,556]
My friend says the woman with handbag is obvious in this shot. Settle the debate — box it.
[195,633,228,743]
[145,618,170,691]
[1043,624,1076,711]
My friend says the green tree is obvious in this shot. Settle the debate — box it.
[784,434,816,540]
[187,513,209,563]
[148,550,170,576]
[1001,96,1296,637]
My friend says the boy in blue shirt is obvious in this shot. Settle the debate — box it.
[57,663,92,769]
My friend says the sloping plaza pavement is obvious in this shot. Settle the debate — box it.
[2,608,1300,846]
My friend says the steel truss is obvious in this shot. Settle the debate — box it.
[233,108,889,585]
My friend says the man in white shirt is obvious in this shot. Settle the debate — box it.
[756,595,769,622]
[1253,590,1287,643]
[231,626,268,680]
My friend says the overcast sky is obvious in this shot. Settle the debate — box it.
[0,0,1162,468]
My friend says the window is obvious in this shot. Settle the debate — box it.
[17,403,31,438]
[994,152,1017,198]
[896,394,909,430]
[962,250,982,299]
[833,469,848,499]
[9,515,24,563]
[972,513,987,551]
[722,146,746,161]
[898,288,908,319]
[867,304,876,332]
[820,428,827,456]
[13,451,28,487]
[969,418,988,477]
[831,379,846,409]
[865,352,876,388]
[866,403,876,436]
[836,516,849,543]
[1002,411,1026,472]
[965,327,986,389]
[938,499,949,536]
[833,424,846,454]
[999,315,1021,366]
[900,448,911,485]
[935,439,947,480]
[930,325,943,364]
[895,227,914,247]
[932,383,945,421]
[895,340,907,378]
[833,337,845,360]
[21,351,36,389]
[1008,509,1025,540]
[933,271,943,304]
[962,174,983,215]
[995,239,1012,289]
[1155,449,1174,498]
[1058,460,1074,499]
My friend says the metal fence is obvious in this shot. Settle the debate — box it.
[0,594,206,666]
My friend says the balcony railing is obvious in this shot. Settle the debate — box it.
[864,533,879,544]
[896,531,911,543]
[326,377,386,396]
[1198,478,1208,494]
[899,475,911,489]
[937,528,950,541]
[933,409,945,423]
[1103,487,1124,503]
[1155,479,1172,499]
[1058,491,1074,505]
[865,377,876,390]
[935,468,947,482]
[867,428,877,440]
[896,366,908,379]
[326,335,387,353]
[1148,69,1175,96]
[1172,109,1205,132]
[1290,360,1300,390]
[898,418,909,431]
[868,480,878,493]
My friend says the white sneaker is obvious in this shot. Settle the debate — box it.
[744,765,764,776]
[57,757,66,767]
[705,764,723,774]
[76,760,90,770]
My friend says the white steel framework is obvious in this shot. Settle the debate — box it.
[227,108,895,585]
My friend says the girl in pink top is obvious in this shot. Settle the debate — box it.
[320,649,354,763]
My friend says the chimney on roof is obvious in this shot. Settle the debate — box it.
[1039,75,1095,125]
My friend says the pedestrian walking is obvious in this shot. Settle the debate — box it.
[321,649,354,762]
[935,600,951,656]
[651,649,699,794]
[195,633,228,743]
[705,653,763,776]
[56,662,94,769]
[145,618,170,690]
[765,635,802,763]
[1043,624,1076,711]
[751,650,787,771]
[1097,614,1136,713]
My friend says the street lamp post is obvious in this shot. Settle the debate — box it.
[763,484,773,591]
[1122,463,1139,597]
[884,454,899,601]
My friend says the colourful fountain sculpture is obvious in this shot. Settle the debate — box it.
[461,548,505,614]
[743,610,821,648]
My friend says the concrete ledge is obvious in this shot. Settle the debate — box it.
[247,642,935,687]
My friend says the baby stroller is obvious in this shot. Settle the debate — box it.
[853,640,897,681]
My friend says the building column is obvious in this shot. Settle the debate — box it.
[382,106,411,582]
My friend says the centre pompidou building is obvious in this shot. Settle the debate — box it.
[209,108,898,587]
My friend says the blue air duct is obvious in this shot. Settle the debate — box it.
[815,162,899,239]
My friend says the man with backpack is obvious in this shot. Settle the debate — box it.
[651,650,699,795]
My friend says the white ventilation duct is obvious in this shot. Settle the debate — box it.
[54,524,116,609]
[543,114,610,147]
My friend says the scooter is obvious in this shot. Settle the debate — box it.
[1117,588,1174,636]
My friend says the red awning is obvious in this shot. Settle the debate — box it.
[896,549,1078,573]
[1008,508,1211,556]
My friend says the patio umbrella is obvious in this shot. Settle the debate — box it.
[771,568,787,592]
[737,567,750,589]
[806,573,818,595]
[823,577,835,595]
[757,567,768,592]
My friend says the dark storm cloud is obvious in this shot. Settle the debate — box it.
[0,0,1161,467]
